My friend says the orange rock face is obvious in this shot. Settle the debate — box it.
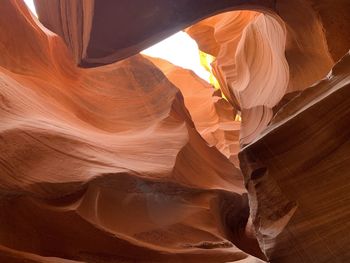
[1,0,350,262]
[187,8,336,145]
[145,56,241,166]
[239,52,350,262]
[0,1,262,262]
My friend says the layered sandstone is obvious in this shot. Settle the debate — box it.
[146,56,241,166]
[1,0,350,262]
[240,52,350,262]
[187,7,335,145]
[0,1,263,262]
[33,0,275,66]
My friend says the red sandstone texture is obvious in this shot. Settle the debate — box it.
[1,0,350,262]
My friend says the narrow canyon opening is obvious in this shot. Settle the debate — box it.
[2,1,349,262]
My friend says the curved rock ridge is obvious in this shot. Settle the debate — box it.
[33,0,276,66]
[188,11,289,145]
[239,52,350,262]
[145,56,241,166]
[187,11,260,107]
[3,0,350,262]
[0,244,83,263]
[33,0,348,146]
[33,0,349,74]
[187,1,346,144]
[0,1,265,262]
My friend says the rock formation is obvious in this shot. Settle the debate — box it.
[33,0,276,66]
[1,0,350,262]
[239,52,350,262]
[189,11,290,145]
[145,56,241,166]
[0,1,261,262]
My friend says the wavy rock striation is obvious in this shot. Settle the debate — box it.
[0,1,265,262]
[145,56,241,166]
[239,52,350,262]
[187,5,337,145]
[1,0,350,262]
[33,0,276,66]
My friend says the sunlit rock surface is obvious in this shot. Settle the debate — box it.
[187,6,337,145]
[145,56,241,166]
[1,0,350,262]
[0,1,263,262]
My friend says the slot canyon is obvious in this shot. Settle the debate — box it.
[0,0,349,262]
